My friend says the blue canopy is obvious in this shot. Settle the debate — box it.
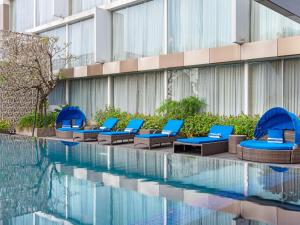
[56,106,86,125]
[254,107,300,144]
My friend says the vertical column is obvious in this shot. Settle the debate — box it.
[231,0,250,44]
[281,59,284,107]
[107,75,114,107]
[94,8,112,63]
[243,62,250,115]
[65,24,70,68]
[33,0,37,28]
[65,80,70,104]
[163,0,168,100]
[0,0,10,31]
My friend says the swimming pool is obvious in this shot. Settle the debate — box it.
[1,134,300,225]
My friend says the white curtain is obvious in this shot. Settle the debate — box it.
[37,0,55,26]
[169,64,244,116]
[216,65,244,116]
[113,72,164,115]
[251,0,300,41]
[112,0,164,60]
[69,77,108,120]
[168,0,232,53]
[69,19,94,67]
[72,0,109,14]
[48,81,66,106]
[283,58,300,115]
[249,61,282,115]
[10,0,34,32]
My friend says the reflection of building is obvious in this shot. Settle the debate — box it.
[0,136,50,222]
[1,1,300,122]
[0,135,300,224]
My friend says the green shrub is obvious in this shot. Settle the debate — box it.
[17,112,58,129]
[181,113,221,137]
[222,114,259,139]
[156,96,206,119]
[0,119,11,133]
[95,107,259,139]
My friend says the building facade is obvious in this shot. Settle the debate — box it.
[1,0,300,121]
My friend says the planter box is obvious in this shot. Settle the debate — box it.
[16,127,56,137]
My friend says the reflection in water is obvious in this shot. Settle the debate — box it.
[1,135,300,224]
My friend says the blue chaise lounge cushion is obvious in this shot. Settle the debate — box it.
[74,118,119,134]
[101,119,144,136]
[176,125,234,144]
[240,140,294,150]
[136,120,184,139]
[177,137,228,144]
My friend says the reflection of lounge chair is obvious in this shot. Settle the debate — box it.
[173,125,234,156]
[73,118,119,142]
[98,119,144,145]
[55,106,86,139]
[134,120,184,150]
[238,107,300,164]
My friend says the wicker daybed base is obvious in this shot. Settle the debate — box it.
[98,134,136,145]
[56,129,74,139]
[134,136,178,150]
[237,145,300,164]
[73,132,99,142]
[173,141,229,156]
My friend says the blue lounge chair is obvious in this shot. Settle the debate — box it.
[98,119,144,145]
[134,120,184,149]
[238,107,300,164]
[73,118,119,141]
[55,106,86,139]
[173,125,234,156]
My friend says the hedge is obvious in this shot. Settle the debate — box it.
[95,107,259,139]
[17,112,58,129]
[0,119,11,133]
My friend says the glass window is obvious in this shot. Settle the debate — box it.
[10,0,34,32]
[251,0,300,41]
[249,61,282,115]
[69,19,94,67]
[283,58,300,115]
[69,77,108,120]
[113,72,165,115]
[168,64,244,116]
[48,81,66,106]
[72,0,109,14]
[39,27,67,70]
[168,0,233,53]
[36,0,56,26]
[112,0,164,61]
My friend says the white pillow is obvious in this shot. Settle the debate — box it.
[208,133,222,138]
[268,137,283,144]
[162,130,173,136]
[125,128,134,133]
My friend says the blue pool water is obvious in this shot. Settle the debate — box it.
[1,135,300,225]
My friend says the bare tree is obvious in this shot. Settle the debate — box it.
[0,31,73,133]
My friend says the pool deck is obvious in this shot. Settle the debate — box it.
[41,136,300,168]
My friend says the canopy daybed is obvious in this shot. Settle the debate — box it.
[237,107,300,164]
[55,106,86,139]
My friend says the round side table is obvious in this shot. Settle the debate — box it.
[229,135,247,154]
